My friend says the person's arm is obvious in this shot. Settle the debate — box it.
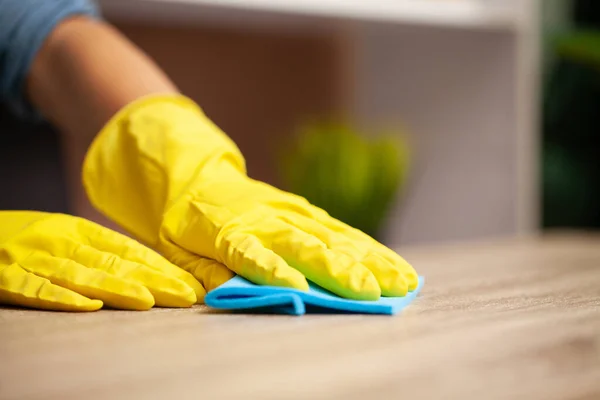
[28,16,178,137]
[26,15,179,223]
[0,1,175,223]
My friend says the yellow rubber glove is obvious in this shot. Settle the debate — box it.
[0,211,205,311]
[83,95,418,301]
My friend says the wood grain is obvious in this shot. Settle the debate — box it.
[2,233,600,400]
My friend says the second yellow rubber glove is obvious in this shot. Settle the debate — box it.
[0,211,205,311]
[83,95,418,300]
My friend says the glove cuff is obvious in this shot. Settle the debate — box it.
[82,93,247,247]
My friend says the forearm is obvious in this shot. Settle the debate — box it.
[26,16,179,223]
[27,16,178,140]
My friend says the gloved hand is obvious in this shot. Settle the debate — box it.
[83,95,418,301]
[0,211,205,311]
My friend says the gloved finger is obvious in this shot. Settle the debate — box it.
[279,214,408,297]
[19,253,155,310]
[368,242,418,291]
[314,212,418,291]
[167,248,234,293]
[79,218,206,302]
[0,263,103,312]
[220,230,309,291]
[70,244,196,308]
[254,219,381,300]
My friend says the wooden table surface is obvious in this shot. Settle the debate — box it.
[2,234,600,400]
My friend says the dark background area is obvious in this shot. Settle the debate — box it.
[543,0,600,228]
[0,105,68,213]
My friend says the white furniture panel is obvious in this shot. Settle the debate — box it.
[98,0,541,246]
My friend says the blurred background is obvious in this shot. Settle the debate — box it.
[1,0,596,248]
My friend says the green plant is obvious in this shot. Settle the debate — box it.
[555,30,600,70]
[278,121,410,240]
[542,26,600,228]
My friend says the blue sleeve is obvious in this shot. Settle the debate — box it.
[0,0,102,122]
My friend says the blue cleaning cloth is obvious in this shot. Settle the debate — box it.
[205,276,424,316]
